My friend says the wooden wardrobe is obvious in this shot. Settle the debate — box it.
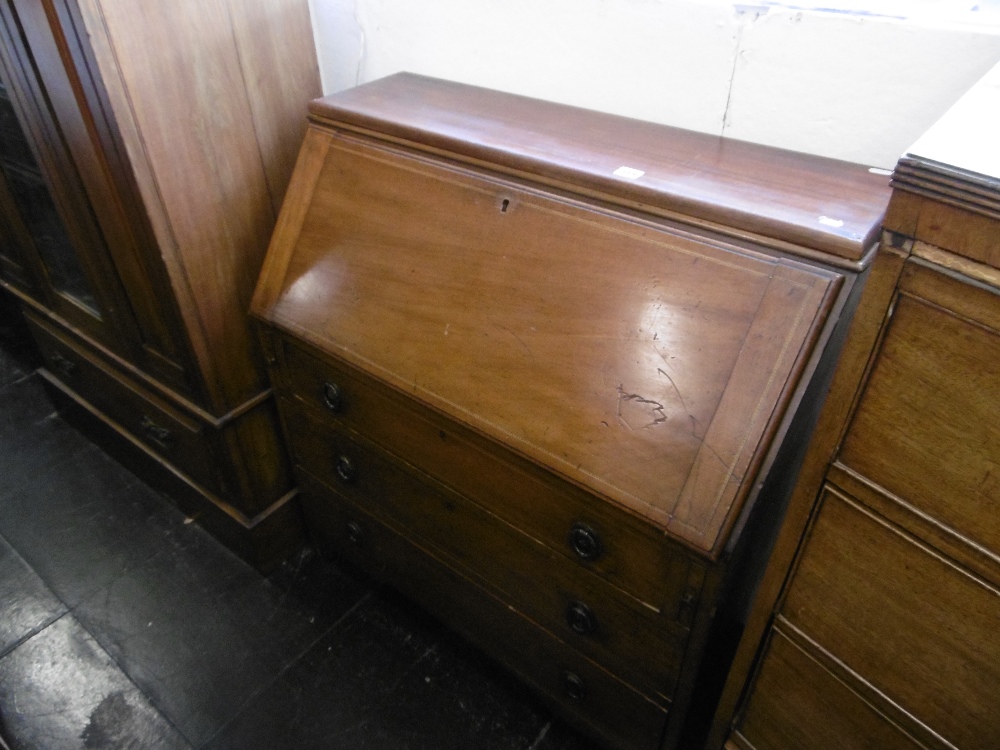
[712,60,1000,750]
[0,0,320,568]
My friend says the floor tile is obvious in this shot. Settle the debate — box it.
[0,534,66,658]
[266,545,376,629]
[0,375,93,499]
[72,523,371,748]
[0,614,192,750]
[0,446,184,609]
[0,316,37,391]
[204,588,597,750]
[0,350,28,391]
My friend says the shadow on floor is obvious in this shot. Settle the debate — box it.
[0,321,595,749]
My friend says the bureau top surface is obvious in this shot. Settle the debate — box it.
[308,73,889,263]
[254,75,858,558]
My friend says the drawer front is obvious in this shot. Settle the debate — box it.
[782,485,1000,750]
[273,334,694,615]
[26,313,220,493]
[735,627,926,750]
[296,468,670,750]
[839,281,1000,558]
[285,403,687,704]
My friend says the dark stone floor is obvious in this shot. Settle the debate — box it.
[0,316,597,749]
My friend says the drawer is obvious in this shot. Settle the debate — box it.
[734,626,926,750]
[296,468,670,750]
[272,333,695,615]
[26,313,220,493]
[839,273,1000,558]
[781,484,1000,750]
[285,403,688,704]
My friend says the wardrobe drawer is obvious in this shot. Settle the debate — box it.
[781,484,1000,750]
[734,626,925,750]
[286,403,688,704]
[26,313,219,492]
[274,334,692,614]
[839,281,1000,558]
[296,468,670,750]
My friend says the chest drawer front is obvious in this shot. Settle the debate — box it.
[284,402,688,703]
[782,485,1000,750]
[839,273,1000,557]
[26,313,219,493]
[735,627,926,750]
[296,468,669,750]
[275,335,692,614]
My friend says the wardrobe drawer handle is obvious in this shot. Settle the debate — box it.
[140,416,174,451]
[50,352,78,377]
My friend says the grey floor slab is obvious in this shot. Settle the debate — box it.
[204,588,598,750]
[0,614,193,750]
[71,525,371,748]
[0,534,65,658]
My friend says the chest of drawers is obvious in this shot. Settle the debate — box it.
[251,73,889,749]
[717,61,1000,750]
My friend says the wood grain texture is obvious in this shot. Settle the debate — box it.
[285,402,688,705]
[252,73,890,750]
[783,486,1000,750]
[706,245,908,750]
[296,467,669,750]
[250,127,330,316]
[271,332,695,614]
[828,461,1000,592]
[308,73,890,262]
[1,0,317,566]
[26,310,220,494]
[77,0,318,413]
[737,627,928,750]
[257,131,839,555]
[839,264,1000,561]
[50,0,198,392]
[912,240,1000,289]
[909,197,1000,270]
[724,64,1000,750]
[225,0,319,213]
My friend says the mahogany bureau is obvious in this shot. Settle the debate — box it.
[714,62,1000,750]
[250,73,890,750]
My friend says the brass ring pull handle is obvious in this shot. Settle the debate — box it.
[561,671,587,701]
[346,521,364,544]
[322,381,342,412]
[568,523,603,561]
[566,601,598,636]
[335,454,356,483]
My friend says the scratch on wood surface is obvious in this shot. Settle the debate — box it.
[495,323,533,359]
[617,384,667,430]
[656,366,703,438]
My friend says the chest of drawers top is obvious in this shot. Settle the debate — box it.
[252,73,890,559]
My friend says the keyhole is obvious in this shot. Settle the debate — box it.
[500,198,510,213]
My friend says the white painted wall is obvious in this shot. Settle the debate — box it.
[306,0,1000,168]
